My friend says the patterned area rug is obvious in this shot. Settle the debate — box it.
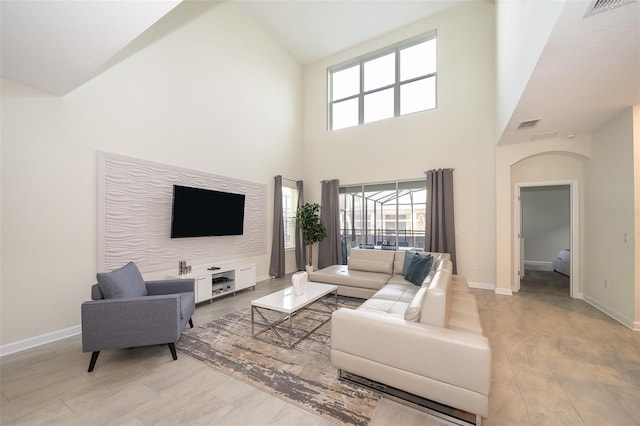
[178,296,381,425]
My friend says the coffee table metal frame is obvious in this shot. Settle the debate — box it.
[251,282,338,348]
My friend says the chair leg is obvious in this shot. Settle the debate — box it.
[168,343,177,360]
[189,318,193,328]
[88,351,100,372]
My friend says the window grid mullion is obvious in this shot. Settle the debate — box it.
[358,62,364,125]
[394,48,401,117]
[400,72,437,86]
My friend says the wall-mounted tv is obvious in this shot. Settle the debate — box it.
[170,185,245,238]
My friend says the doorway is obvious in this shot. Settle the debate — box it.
[513,180,579,298]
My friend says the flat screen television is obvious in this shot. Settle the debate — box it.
[170,185,245,238]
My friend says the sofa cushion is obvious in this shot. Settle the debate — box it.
[357,298,409,319]
[371,282,418,303]
[405,254,433,285]
[97,261,148,299]
[394,251,447,274]
[404,286,428,321]
[308,265,390,290]
[348,249,395,274]
[419,269,451,327]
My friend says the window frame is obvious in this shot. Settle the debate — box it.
[327,30,437,131]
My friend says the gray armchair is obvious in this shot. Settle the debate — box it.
[81,262,195,372]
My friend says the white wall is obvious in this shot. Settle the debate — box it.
[302,2,496,286]
[0,2,303,346]
[495,138,591,294]
[584,108,636,327]
[520,186,570,264]
[495,0,564,140]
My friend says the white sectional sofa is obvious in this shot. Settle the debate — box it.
[308,248,450,298]
[309,248,491,425]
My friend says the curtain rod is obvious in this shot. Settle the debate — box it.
[277,176,299,183]
[424,168,455,173]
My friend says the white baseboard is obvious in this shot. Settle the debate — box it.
[494,287,513,296]
[582,294,637,331]
[0,325,81,357]
[467,281,495,291]
[524,261,553,271]
[256,274,271,283]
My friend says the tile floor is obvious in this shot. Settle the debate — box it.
[1,275,639,425]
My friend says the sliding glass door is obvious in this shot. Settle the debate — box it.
[339,179,426,251]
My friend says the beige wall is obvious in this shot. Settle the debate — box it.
[0,2,303,346]
[584,108,636,327]
[302,2,496,286]
[511,153,585,295]
[495,137,591,294]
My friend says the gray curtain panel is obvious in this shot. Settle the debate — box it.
[269,175,285,277]
[425,169,457,273]
[295,180,306,271]
[318,179,341,270]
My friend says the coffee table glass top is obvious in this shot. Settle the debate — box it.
[251,281,337,314]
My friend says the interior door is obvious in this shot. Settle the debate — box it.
[513,188,523,292]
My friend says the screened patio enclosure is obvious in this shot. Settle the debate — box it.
[339,180,426,252]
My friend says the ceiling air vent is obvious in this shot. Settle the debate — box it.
[517,119,540,130]
[584,0,637,18]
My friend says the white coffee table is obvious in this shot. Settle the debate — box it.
[251,282,338,348]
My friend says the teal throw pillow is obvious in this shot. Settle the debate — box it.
[402,251,419,275]
[97,261,148,299]
[405,254,434,286]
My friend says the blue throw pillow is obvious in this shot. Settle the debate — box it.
[405,254,434,286]
[402,251,419,275]
[97,261,148,299]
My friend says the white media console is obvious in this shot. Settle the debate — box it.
[169,263,256,303]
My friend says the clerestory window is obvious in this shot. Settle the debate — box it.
[328,31,437,131]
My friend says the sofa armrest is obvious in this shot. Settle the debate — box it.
[331,307,491,396]
[146,279,194,295]
[81,295,182,352]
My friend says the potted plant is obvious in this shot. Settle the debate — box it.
[296,202,327,273]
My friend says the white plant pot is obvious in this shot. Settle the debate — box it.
[292,271,308,296]
[305,265,314,274]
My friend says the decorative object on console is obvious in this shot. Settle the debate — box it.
[296,202,327,272]
[82,261,195,372]
[291,271,308,296]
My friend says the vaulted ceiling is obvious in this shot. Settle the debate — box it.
[1,0,638,145]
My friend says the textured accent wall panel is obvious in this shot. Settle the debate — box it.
[98,152,266,273]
